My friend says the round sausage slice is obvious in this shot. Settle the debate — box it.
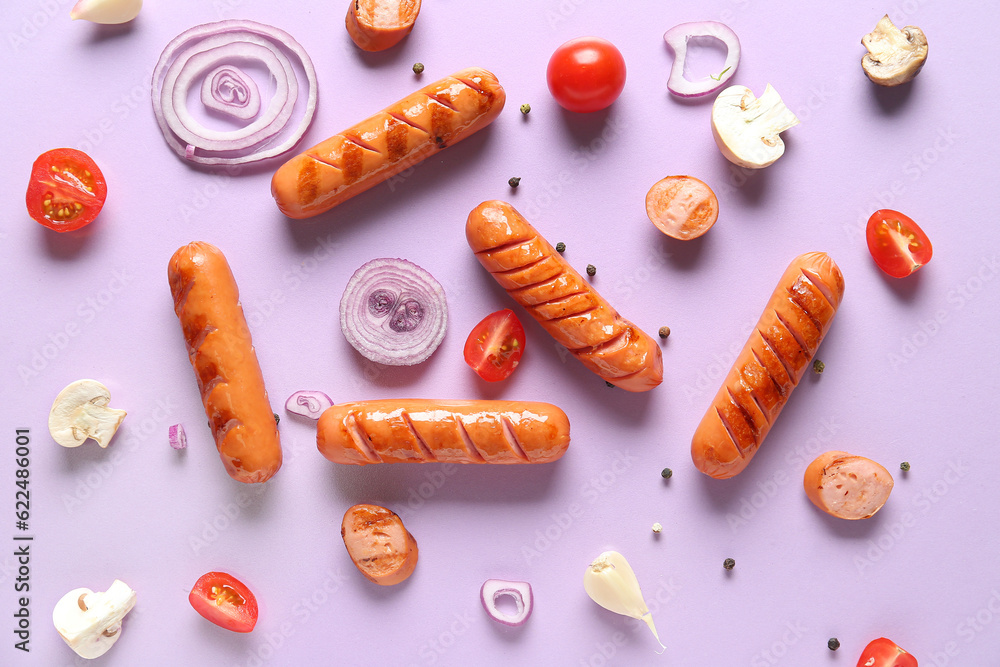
[645,175,719,240]
[341,504,418,585]
[804,451,893,520]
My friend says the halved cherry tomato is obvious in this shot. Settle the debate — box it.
[546,37,627,113]
[189,572,258,633]
[856,637,917,667]
[866,209,932,278]
[464,309,526,382]
[26,148,107,232]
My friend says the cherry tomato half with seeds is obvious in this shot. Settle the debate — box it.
[26,148,107,232]
[189,572,258,633]
[856,637,917,667]
[464,309,526,382]
[546,36,627,113]
[866,209,932,278]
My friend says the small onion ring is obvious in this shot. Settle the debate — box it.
[340,258,448,366]
[663,21,741,98]
[151,20,317,165]
[480,579,532,627]
[201,65,261,121]
[284,391,334,420]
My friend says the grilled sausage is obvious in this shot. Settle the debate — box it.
[168,242,282,483]
[346,0,421,52]
[342,504,418,585]
[691,252,845,479]
[465,200,663,392]
[804,451,893,520]
[271,67,505,219]
[317,399,570,464]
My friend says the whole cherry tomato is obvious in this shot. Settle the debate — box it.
[866,209,932,278]
[26,148,107,232]
[546,37,627,113]
[464,309,526,381]
[189,572,258,633]
[856,637,918,667]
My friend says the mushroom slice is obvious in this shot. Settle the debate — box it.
[711,84,799,169]
[48,379,127,448]
[52,580,136,659]
[862,15,928,86]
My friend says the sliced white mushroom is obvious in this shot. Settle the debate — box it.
[52,580,136,659]
[711,84,799,169]
[48,379,126,448]
[70,0,142,24]
[862,15,928,86]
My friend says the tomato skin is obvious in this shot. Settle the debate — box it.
[546,37,627,113]
[856,637,918,667]
[866,209,932,278]
[26,148,107,232]
[464,309,526,382]
[189,572,258,633]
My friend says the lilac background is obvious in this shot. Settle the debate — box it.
[2,0,999,665]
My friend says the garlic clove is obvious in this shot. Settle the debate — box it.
[711,84,799,169]
[48,379,127,448]
[862,15,928,86]
[584,551,665,652]
[53,580,136,659]
[70,0,142,24]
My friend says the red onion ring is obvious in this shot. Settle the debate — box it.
[663,21,740,98]
[201,65,261,121]
[480,579,532,626]
[284,391,334,420]
[151,20,317,165]
[340,258,448,366]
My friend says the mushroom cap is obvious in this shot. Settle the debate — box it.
[711,84,800,169]
[52,580,136,659]
[48,379,125,448]
[862,15,928,86]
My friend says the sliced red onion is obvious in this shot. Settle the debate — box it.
[340,259,448,366]
[284,390,334,420]
[663,21,740,98]
[151,20,317,166]
[168,424,187,450]
[480,579,532,626]
[201,66,261,121]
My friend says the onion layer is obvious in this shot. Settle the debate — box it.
[340,259,448,366]
[663,21,740,98]
[168,424,187,450]
[285,391,334,420]
[480,579,532,626]
[151,20,317,165]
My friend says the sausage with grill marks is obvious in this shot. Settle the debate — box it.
[691,252,845,479]
[271,67,505,219]
[168,242,282,483]
[316,400,570,465]
[466,200,663,392]
[342,504,418,585]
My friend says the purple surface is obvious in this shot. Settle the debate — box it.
[2,1,999,665]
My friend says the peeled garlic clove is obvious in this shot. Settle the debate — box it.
[711,84,799,169]
[584,551,665,652]
[70,0,142,24]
